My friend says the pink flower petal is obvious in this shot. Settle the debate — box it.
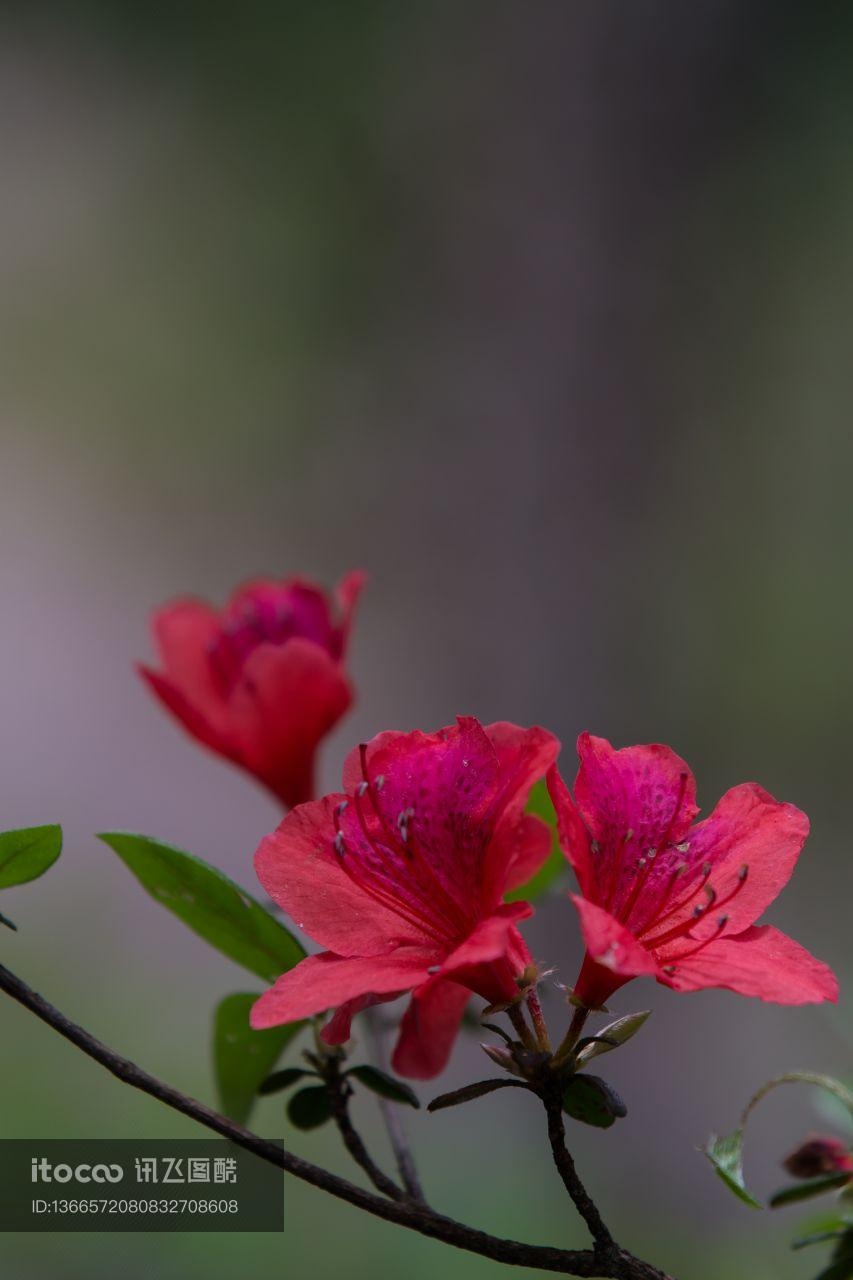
[659,925,838,1005]
[250,948,435,1030]
[231,637,353,808]
[392,978,471,1079]
[547,765,597,897]
[255,796,430,956]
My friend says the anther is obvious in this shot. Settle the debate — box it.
[374,775,385,791]
[333,833,346,856]
[663,965,677,975]
[738,864,749,883]
[335,800,348,817]
[356,781,369,797]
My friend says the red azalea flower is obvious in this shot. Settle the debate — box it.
[250,716,560,1078]
[783,1135,853,1179]
[139,572,365,809]
[547,733,838,1011]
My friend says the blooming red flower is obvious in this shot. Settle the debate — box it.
[139,572,364,809]
[250,716,559,1078]
[547,733,838,1011]
[783,1135,853,1180]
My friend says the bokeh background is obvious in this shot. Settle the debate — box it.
[1,2,851,1277]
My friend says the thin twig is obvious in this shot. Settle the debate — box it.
[325,1061,406,1201]
[363,1007,425,1202]
[0,962,675,1280]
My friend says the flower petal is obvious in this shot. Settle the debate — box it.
[231,637,353,808]
[438,903,533,1005]
[672,783,810,937]
[137,665,237,761]
[148,598,229,725]
[350,717,501,907]
[493,813,553,895]
[659,925,838,1005]
[570,895,661,1009]
[250,948,434,1030]
[255,796,431,956]
[571,895,660,979]
[547,765,597,897]
[482,723,560,895]
[574,733,699,852]
[392,978,471,1079]
[334,570,367,656]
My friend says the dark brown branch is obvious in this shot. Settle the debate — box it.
[0,961,675,1280]
[543,1088,614,1248]
[363,1007,425,1202]
[542,1088,672,1280]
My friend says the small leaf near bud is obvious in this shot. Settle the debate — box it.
[573,1011,651,1067]
[562,1074,627,1129]
[287,1085,333,1130]
[768,1172,853,1208]
[428,1078,530,1113]
[346,1065,419,1108]
[258,1067,314,1097]
[481,1044,523,1076]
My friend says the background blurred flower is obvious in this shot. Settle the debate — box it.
[139,571,364,808]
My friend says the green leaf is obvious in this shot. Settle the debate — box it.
[212,993,304,1125]
[347,1065,419,1108]
[704,1131,763,1208]
[506,780,564,902]
[99,832,305,982]
[428,1078,529,1112]
[792,1229,849,1251]
[705,1073,853,1210]
[573,1011,652,1067]
[287,1085,333,1130]
[562,1074,627,1129]
[770,1173,853,1208]
[0,825,62,889]
[258,1067,314,1097]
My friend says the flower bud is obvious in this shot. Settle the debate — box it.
[782,1135,853,1179]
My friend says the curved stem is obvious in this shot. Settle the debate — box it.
[543,1087,613,1248]
[363,1007,425,1202]
[325,1061,406,1201]
[0,961,675,1280]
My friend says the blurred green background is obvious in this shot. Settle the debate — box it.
[1,2,851,1277]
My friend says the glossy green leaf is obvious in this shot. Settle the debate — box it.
[573,1011,652,1067]
[705,1073,853,1209]
[506,780,565,902]
[258,1066,314,1097]
[0,825,62,889]
[562,1073,627,1129]
[213,993,304,1125]
[99,832,305,982]
[347,1065,419,1108]
[287,1085,333,1130]
[770,1173,853,1209]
